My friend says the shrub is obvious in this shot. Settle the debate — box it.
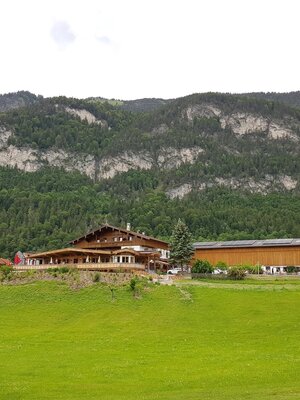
[47,266,70,274]
[285,266,298,274]
[215,261,228,271]
[93,272,101,282]
[0,265,12,281]
[60,266,70,274]
[227,267,246,280]
[192,260,213,274]
[233,264,262,274]
[129,277,137,292]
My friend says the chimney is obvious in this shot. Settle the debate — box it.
[126,223,131,231]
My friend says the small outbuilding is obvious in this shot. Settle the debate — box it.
[0,258,12,266]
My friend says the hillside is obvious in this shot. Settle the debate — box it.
[0,90,41,112]
[243,91,300,109]
[0,92,300,257]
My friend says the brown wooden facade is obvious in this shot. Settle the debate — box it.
[71,225,169,251]
[22,224,170,272]
[194,244,300,267]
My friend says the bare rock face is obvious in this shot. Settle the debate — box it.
[151,124,169,135]
[0,127,13,146]
[0,145,40,172]
[185,104,222,120]
[167,175,298,199]
[167,184,192,199]
[157,147,203,169]
[0,144,96,177]
[220,113,269,135]
[215,175,298,194]
[183,103,299,141]
[98,152,153,179]
[65,107,108,128]
[0,126,204,181]
[268,122,298,140]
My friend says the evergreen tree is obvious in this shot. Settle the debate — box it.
[169,219,194,270]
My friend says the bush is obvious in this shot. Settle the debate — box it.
[60,266,70,274]
[215,261,228,271]
[286,266,299,274]
[192,260,213,274]
[47,266,70,274]
[0,265,12,281]
[129,277,137,292]
[232,264,262,274]
[93,272,101,282]
[227,267,246,280]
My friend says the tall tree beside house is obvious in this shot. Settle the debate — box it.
[169,219,194,270]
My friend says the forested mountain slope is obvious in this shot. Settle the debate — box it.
[0,92,299,258]
[0,91,41,112]
[243,91,300,109]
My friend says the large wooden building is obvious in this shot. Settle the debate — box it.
[19,224,170,272]
[194,239,300,271]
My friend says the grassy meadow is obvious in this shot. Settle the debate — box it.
[0,280,300,399]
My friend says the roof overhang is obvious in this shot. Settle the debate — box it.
[27,248,111,259]
[194,238,300,250]
[69,223,169,246]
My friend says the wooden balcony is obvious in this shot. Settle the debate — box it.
[14,262,146,271]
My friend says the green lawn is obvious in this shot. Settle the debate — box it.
[0,281,300,399]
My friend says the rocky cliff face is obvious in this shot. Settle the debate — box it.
[184,103,299,140]
[0,126,203,180]
[0,93,299,196]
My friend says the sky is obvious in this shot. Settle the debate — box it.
[1,0,299,100]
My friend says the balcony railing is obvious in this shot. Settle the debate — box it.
[13,262,146,271]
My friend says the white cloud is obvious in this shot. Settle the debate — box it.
[50,21,76,49]
[0,0,299,99]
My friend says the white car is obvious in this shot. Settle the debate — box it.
[167,268,182,275]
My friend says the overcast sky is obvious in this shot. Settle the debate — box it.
[1,0,299,99]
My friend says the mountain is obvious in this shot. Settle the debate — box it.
[0,91,300,258]
[242,91,300,109]
[0,91,41,112]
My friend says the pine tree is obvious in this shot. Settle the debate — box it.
[169,219,194,270]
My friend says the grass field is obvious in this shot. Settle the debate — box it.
[1,281,300,399]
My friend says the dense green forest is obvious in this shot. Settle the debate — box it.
[1,167,300,259]
[1,91,300,259]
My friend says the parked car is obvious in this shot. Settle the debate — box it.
[167,267,182,275]
[213,268,227,275]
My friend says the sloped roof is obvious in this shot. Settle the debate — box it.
[193,238,300,250]
[0,258,12,266]
[28,248,111,258]
[70,223,169,245]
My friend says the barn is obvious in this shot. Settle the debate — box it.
[193,239,300,272]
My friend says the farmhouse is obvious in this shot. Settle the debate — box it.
[18,223,170,272]
[194,238,300,272]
